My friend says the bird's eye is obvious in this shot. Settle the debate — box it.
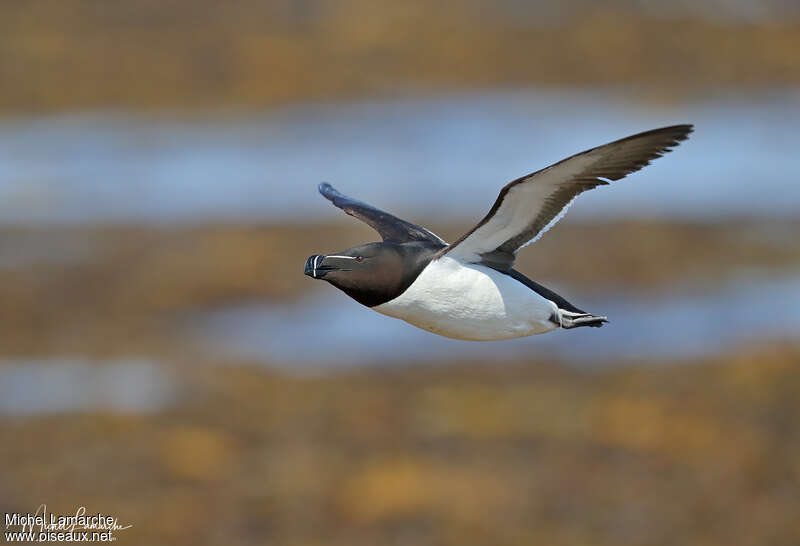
[355,256,364,262]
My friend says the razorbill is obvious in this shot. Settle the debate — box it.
[304,125,693,341]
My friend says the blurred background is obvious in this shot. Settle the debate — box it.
[2,1,800,544]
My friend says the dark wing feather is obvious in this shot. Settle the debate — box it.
[443,125,693,270]
[318,183,446,245]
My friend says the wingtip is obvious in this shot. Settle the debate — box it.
[663,123,694,144]
[318,182,340,201]
[675,123,694,138]
[638,123,694,152]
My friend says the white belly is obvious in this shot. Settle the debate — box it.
[373,256,559,341]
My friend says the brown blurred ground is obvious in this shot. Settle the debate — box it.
[2,0,800,113]
[4,343,800,546]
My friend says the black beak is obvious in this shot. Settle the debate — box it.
[305,254,354,279]
[304,254,324,278]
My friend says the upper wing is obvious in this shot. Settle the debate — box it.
[442,125,693,270]
[318,183,446,245]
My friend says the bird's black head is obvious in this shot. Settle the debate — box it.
[304,242,436,307]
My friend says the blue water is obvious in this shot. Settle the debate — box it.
[2,89,799,225]
[0,359,177,416]
[190,274,800,369]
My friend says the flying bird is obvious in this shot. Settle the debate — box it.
[304,125,693,341]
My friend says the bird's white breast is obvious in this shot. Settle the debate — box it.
[373,256,559,341]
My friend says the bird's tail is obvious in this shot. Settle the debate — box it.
[557,309,608,329]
